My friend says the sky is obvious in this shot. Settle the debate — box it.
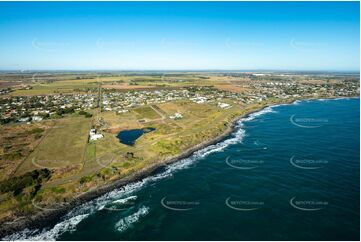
[0,1,359,71]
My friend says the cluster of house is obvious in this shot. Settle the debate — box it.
[0,79,358,125]
[101,89,190,113]
[101,87,244,113]
[0,88,12,95]
[1,87,241,124]
[247,80,360,101]
[0,93,97,124]
[190,96,208,104]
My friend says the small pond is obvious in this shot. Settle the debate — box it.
[116,127,156,146]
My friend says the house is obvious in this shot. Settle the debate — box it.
[169,112,183,120]
[89,128,104,141]
[117,109,129,114]
[218,102,231,109]
[32,116,43,122]
[18,117,30,122]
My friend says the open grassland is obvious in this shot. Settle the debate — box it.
[15,116,92,177]
[133,106,161,120]
[11,82,99,96]
[92,101,246,172]
[102,83,155,90]
[97,111,141,133]
[0,123,51,181]
[214,83,249,93]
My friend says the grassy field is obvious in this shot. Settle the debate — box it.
[36,100,246,187]
[133,106,161,120]
[11,82,99,96]
[0,122,52,181]
[92,101,245,167]
[97,111,141,133]
[15,116,92,176]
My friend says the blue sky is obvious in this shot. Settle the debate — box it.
[0,1,359,71]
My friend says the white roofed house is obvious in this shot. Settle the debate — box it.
[18,117,30,122]
[218,102,231,109]
[169,112,183,120]
[89,128,104,141]
[32,116,43,122]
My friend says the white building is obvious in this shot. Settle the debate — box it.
[118,109,129,114]
[169,112,183,120]
[218,102,231,109]
[18,117,30,122]
[89,128,104,141]
[32,116,43,122]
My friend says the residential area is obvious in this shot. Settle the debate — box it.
[0,75,359,125]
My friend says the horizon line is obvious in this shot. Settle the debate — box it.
[0,69,359,74]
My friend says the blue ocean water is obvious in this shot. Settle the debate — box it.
[7,98,360,241]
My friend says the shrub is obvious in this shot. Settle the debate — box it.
[26,127,44,135]
[63,107,75,114]
[0,168,51,196]
[126,152,134,159]
[80,175,92,184]
[3,151,23,160]
[79,111,92,118]
[78,110,87,115]
[51,187,66,194]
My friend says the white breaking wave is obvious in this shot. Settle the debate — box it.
[320,97,355,101]
[239,106,276,123]
[112,195,137,204]
[3,214,89,241]
[114,206,150,233]
[5,105,275,241]
[98,196,137,210]
[271,99,301,108]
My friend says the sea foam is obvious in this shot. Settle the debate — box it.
[114,206,150,233]
[3,214,89,241]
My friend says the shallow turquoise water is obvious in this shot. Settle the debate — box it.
[7,98,360,240]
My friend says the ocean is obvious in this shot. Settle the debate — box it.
[6,97,360,241]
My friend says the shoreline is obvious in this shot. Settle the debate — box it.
[0,95,358,238]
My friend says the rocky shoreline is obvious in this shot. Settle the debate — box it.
[0,96,351,238]
[0,111,243,237]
